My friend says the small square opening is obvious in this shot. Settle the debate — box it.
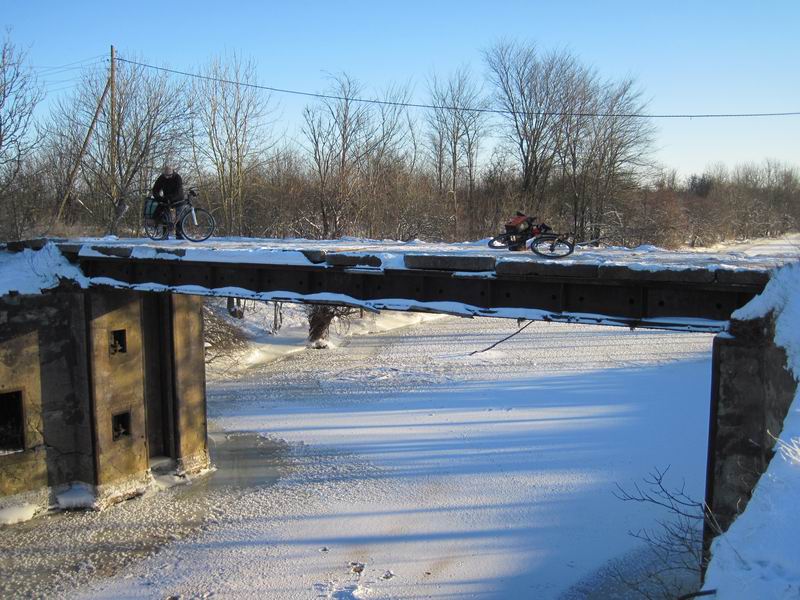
[112,411,131,441]
[0,391,24,452]
[110,329,127,355]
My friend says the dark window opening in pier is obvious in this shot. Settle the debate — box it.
[112,411,131,441]
[0,391,24,452]
[110,329,127,355]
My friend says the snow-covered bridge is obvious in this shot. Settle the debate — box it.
[0,236,797,577]
[8,236,793,331]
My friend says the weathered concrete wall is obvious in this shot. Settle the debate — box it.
[88,291,150,500]
[141,294,173,459]
[0,289,211,512]
[170,295,209,474]
[0,328,47,498]
[0,293,94,504]
[705,314,798,539]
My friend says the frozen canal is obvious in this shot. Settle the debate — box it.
[2,316,714,599]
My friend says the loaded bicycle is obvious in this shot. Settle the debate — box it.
[142,188,216,242]
[488,212,574,258]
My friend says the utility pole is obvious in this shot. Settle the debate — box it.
[51,48,115,229]
[109,45,117,209]
[52,77,111,226]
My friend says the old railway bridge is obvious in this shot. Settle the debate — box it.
[0,237,796,553]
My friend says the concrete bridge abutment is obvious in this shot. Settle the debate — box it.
[0,289,208,516]
[704,313,797,560]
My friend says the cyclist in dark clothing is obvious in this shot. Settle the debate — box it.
[151,165,185,239]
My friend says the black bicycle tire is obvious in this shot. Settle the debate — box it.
[179,207,216,242]
[143,214,169,240]
[488,233,513,249]
[531,234,574,259]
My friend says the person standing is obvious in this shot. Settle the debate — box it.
[151,164,185,239]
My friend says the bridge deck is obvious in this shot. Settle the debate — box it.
[6,237,799,331]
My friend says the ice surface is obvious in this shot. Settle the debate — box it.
[56,483,97,510]
[75,318,714,599]
[0,503,38,526]
[206,301,445,375]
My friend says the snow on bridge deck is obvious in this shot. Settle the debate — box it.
[3,235,799,331]
[56,234,798,274]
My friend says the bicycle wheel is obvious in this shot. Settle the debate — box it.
[488,233,514,249]
[143,213,169,240]
[531,234,574,259]
[179,207,216,242]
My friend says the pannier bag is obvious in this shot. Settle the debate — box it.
[143,198,161,220]
[505,214,529,233]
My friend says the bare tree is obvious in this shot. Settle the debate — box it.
[584,78,655,240]
[457,85,488,238]
[49,57,189,234]
[359,83,412,238]
[610,467,723,599]
[554,62,600,238]
[427,67,487,238]
[485,41,572,214]
[0,34,43,239]
[302,74,381,238]
[192,53,271,236]
[553,68,655,241]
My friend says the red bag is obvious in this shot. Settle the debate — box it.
[505,215,529,233]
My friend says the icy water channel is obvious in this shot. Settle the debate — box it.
[2,318,714,599]
[0,431,290,599]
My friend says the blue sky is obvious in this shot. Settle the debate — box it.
[4,0,799,176]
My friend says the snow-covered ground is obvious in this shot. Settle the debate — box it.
[68,316,714,599]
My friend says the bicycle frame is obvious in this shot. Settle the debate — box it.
[144,187,216,242]
[168,200,193,227]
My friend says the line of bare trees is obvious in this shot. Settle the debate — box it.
[1,34,798,246]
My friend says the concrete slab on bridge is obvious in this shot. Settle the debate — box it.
[3,236,799,331]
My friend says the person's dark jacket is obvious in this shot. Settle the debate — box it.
[152,173,184,203]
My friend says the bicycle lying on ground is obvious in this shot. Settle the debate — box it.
[488,213,575,258]
[142,189,216,242]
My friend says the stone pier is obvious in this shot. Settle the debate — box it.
[0,289,208,514]
[704,313,797,555]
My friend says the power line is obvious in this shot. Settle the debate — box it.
[43,82,81,95]
[41,75,85,87]
[115,55,800,120]
[31,55,106,73]
[34,61,106,79]
[40,71,89,93]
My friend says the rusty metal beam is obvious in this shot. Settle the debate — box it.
[71,254,762,330]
